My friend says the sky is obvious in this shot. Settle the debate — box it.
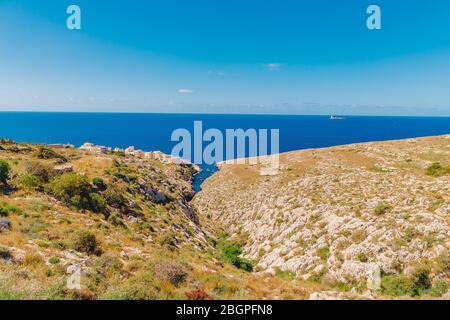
[0,0,450,115]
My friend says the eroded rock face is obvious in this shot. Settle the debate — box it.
[194,135,450,283]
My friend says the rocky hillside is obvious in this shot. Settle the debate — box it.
[0,140,326,300]
[1,136,449,300]
[194,135,450,298]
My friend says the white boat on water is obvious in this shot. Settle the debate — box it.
[330,115,345,120]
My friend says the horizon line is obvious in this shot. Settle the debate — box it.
[0,110,449,118]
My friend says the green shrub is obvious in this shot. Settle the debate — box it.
[89,193,106,213]
[49,173,91,207]
[412,266,431,291]
[0,160,10,184]
[104,187,127,209]
[434,253,450,273]
[308,268,328,283]
[218,241,253,272]
[427,279,449,297]
[71,230,99,255]
[92,177,107,190]
[0,203,23,217]
[0,208,8,217]
[317,246,330,261]
[0,246,11,260]
[374,202,391,216]
[236,259,254,272]
[35,147,67,162]
[274,268,296,280]
[110,161,137,184]
[425,162,450,177]
[14,174,41,188]
[357,252,368,263]
[45,269,55,277]
[49,173,104,212]
[381,275,417,297]
[48,256,60,265]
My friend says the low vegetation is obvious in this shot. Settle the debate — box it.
[71,230,99,255]
[374,202,391,216]
[381,266,449,298]
[35,147,67,162]
[48,173,106,213]
[216,234,254,272]
[425,162,450,177]
[0,160,9,185]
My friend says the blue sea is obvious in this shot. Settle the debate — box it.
[0,112,449,191]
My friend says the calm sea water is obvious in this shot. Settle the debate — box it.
[1,112,449,191]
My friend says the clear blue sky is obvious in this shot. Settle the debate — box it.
[1,0,450,115]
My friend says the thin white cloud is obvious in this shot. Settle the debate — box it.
[263,63,284,71]
[177,88,194,94]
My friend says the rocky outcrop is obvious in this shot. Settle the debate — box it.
[53,164,74,175]
[0,220,11,233]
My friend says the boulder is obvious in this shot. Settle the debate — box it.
[0,219,11,232]
[53,164,74,175]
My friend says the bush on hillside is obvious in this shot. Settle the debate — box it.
[428,279,449,297]
[154,261,187,287]
[426,162,450,177]
[381,275,417,297]
[0,160,10,185]
[412,266,432,291]
[35,147,67,162]
[374,202,391,216]
[317,246,330,261]
[0,246,11,261]
[14,174,41,189]
[48,173,105,212]
[217,239,254,272]
[89,193,107,213]
[104,186,127,209]
[0,203,22,217]
[92,177,107,191]
[71,230,99,255]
